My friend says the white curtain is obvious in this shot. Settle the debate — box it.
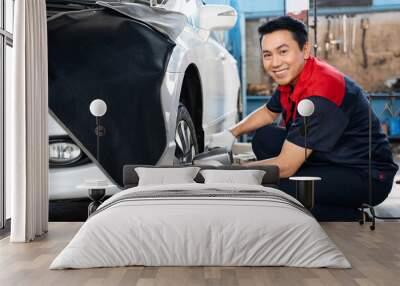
[7,0,48,242]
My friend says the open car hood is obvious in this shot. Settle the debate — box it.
[47,1,187,41]
[96,1,187,41]
[48,2,183,187]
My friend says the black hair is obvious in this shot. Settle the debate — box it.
[258,16,308,49]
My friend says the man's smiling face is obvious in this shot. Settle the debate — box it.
[261,29,310,86]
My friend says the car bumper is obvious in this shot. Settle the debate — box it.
[49,163,121,200]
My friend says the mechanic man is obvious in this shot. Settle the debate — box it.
[209,16,398,220]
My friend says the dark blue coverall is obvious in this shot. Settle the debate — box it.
[252,57,398,221]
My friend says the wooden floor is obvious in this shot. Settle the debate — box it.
[0,222,399,286]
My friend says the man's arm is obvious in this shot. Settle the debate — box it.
[245,140,312,178]
[230,106,280,137]
[208,106,280,150]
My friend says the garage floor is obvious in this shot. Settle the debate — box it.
[49,198,98,222]
[374,172,400,217]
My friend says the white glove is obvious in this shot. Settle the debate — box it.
[208,129,236,151]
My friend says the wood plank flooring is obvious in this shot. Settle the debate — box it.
[0,222,399,286]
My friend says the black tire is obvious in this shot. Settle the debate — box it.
[174,104,199,165]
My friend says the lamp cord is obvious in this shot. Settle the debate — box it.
[368,97,372,206]
[96,116,100,163]
[304,117,307,162]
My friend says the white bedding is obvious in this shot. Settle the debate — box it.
[50,183,351,269]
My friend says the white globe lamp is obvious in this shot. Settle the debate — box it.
[297,99,315,117]
[297,99,315,163]
[89,99,108,162]
[90,99,107,117]
[290,99,320,210]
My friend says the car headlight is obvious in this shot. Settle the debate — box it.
[49,136,90,167]
[49,142,81,164]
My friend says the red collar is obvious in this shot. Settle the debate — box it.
[277,56,345,125]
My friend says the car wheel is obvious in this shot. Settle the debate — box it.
[174,104,199,164]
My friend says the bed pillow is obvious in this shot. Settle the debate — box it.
[200,169,266,185]
[135,167,201,186]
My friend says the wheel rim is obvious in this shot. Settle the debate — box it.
[174,120,196,164]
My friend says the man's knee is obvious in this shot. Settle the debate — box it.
[252,125,286,160]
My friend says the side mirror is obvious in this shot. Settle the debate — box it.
[199,5,238,32]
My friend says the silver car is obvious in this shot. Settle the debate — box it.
[47,0,240,199]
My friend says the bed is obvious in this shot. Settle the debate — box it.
[50,165,350,269]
